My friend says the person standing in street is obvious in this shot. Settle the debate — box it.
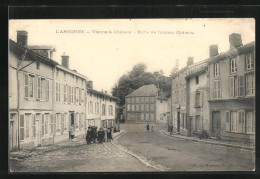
[170,123,173,135]
[146,123,150,132]
[70,125,75,140]
[104,126,108,142]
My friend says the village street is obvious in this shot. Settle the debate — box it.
[10,122,255,172]
[118,123,255,171]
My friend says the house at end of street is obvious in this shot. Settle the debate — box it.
[125,84,170,124]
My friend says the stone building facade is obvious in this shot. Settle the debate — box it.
[208,34,255,143]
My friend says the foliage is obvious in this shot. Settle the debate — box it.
[112,63,171,106]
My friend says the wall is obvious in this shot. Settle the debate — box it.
[155,98,168,124]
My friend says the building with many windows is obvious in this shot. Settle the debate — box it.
[125,84,169,123]
[9,31,88,151]
[86,81,118,129]
[208,33,255,143]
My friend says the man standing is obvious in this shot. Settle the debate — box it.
[170,123,173,135]
[69,125,75,140]
[146,123,149,132]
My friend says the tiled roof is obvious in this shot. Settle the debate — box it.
[87,88,119,101]
[126,84,159,97]
[28,45,54,50]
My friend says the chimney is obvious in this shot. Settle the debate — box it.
[87,81,93,89]
[17,31,28,47]
[229,33,243,50]
[209,44,218,57]
[187,57,194,66]
[61,52,69,68]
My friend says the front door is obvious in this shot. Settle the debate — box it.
[9,113,17,151]
[212,111,221,137]
[177,112,180,132]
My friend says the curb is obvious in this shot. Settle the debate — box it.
[111,131,169,172]
[160,130,255,151]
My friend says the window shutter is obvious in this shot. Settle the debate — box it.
[24,74,28,98]
[194,92,196,107]
[226,111,230,131]
[238,75,245,97]
[37,78,41,100]
[200,92,204,107]
[20,114,25,140]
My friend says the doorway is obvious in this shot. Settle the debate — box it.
[212,111,221,137]
[177,112,180,133]
[70,112,75,126]
[9,113,17,151]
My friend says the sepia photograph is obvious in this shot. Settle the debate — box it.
[8,18,255,172]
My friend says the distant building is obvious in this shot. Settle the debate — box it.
[86,81,118,129]
[208,34,255,143]
[125,84,169,123]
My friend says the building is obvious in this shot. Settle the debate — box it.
[125,84,169,123]
[186,60,210,137]
[53,54,87,143]
[9,31,58,150]
[9,31,88,151]
[86,81,118,129]
[208,33,255,143]
[171,59,191,136]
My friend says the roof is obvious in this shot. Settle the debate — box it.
[87,88,119,101]
[186,60,208,79]
[208,41,255,64]
[9,39,58,66]
[28,45,54,50]
[56,65,88,80]
[126,84,159,97]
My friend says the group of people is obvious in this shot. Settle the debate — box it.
[85,125,113,144]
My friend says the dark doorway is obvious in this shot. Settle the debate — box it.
[212,111,221,137]
[70,112,74,126]
[177,112,180,133]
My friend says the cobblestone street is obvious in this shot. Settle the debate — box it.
[9,134,156,172]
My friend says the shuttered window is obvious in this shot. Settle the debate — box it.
[238,76,245,97]
[20,114,25,140]
[32,114,36,138]
[24,74,28,98]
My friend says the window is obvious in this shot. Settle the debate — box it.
[61,114,64,133]
[237,76,245,97]
[230,111,238,132]
[81,89,85,104]
[230,58,237,73]
[246,73,255,96]
[194,91,203,108]
[109,105,113,116]
[127,104,130,111]
[56,69,59,77]
[238,110,245,133]
[32,114,36,138]
[246,53,254,70]
[145,104,149,111]
[50,114,54,134]
[28,75,34,98]
[90,101,93,114]
[97,102,100,114]
[45,114,49,134]
[214,63,220,77]
[150,104,154,111]
[64,84,67,102]
[102,104,106,115]
[68,86,71,103]
[213,80,221,99]
[71,87,74,103]
[246,111,255,133]
[141,113,144,120]
[229,76,237,98]
[150,113,154,121]
[76,87,79,103]
[42,114,45,136]
[140,97,144,103]
[56,113,61,132]
[145,97,149,103]
[195,76,199,84]
[136,104,140,111]
[149,97,154,103]
[131,105,135,112]
[79,114,82,129]
[20,114,25,140]
[36,61,40,70]
[56,82,61,102]
[79,88,82,104]
[24,74,29,98]
[145,113,149,120]
[64,114,67,131]
[141,104,144,111]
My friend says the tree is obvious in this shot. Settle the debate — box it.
[112,63,171,106]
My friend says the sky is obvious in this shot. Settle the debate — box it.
[9,19,255,94]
